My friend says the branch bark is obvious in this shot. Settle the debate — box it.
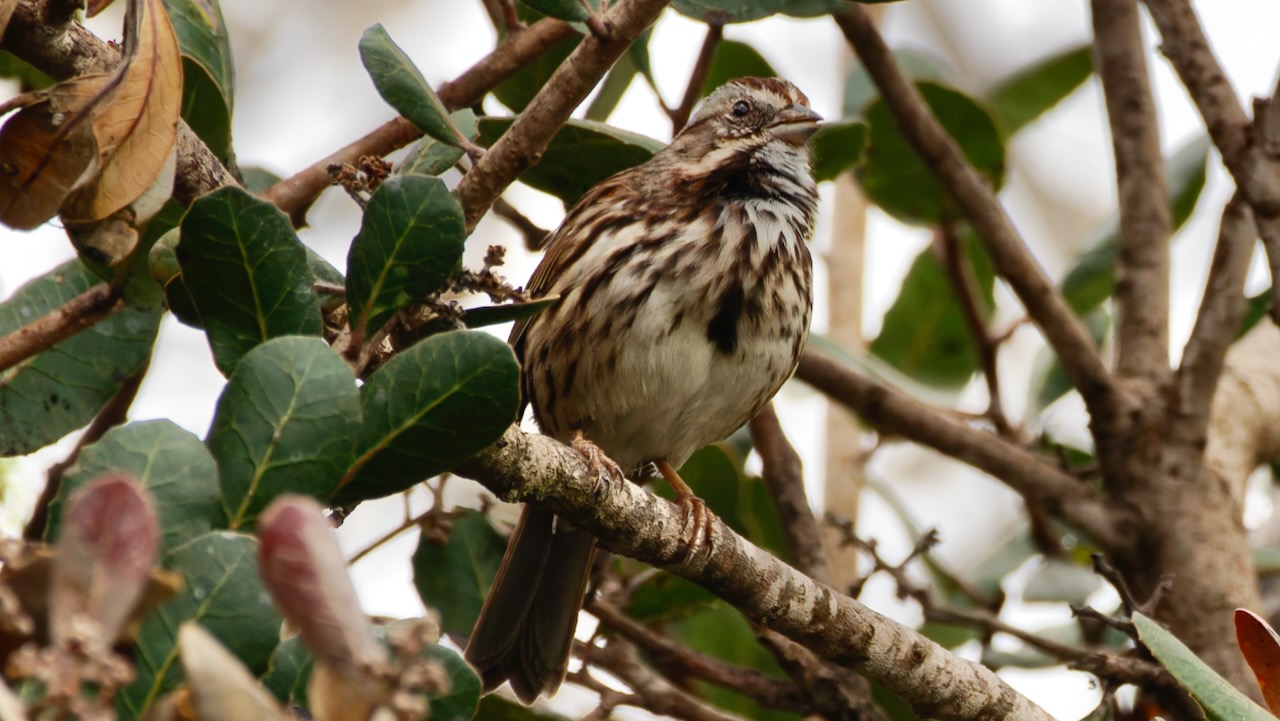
[832,6,1114,414]
[1091,0,1171,380]
[0,284,120,374]
[455,426,1057,721]
[455,0,673,232]
[796,348,1125,547]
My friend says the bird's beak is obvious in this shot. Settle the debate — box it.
[768,104,823,146]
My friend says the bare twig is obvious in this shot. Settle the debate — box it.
[749,404,829,582]
[1092,0,1172,380]
[796,348,1124,547]
[492,196,552,250]
[588,599,810,713]
[263,17,577,226]
[937,226,1011,435]
[832,7,1114,413]
[23,355,150,540]
[1176,196,1255,433]
[1070,654,1206,721]
[668,19,724,131]
[456,0,672,232]
[588,641,750,721]
[0,284,121,374]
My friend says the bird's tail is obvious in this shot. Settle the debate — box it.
[464,506,597,703]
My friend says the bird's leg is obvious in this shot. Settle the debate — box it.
[571,430,625,495]
[656,459,712,561]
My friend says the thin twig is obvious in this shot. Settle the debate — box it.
[263,17,577,226]
[0,284,121,374]
[23,354,151,540]
[796,348,1125,547]
[748,404,830,582]
[668,19,724,131]
[492,196,551,251]
[1092,0,1172,380]
[1070,654,1206,721]
[587,641,751,721]
[832,7,1114,414]
[936,225,1011,436]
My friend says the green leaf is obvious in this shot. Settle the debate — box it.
[412,510,507,637]
[48,420,223,553]
[859,83,1005,225]
[164,0,235,160]
[460,296,559,330]
[336,330,519,503]
[0,51,53,90]
[207,337,360,529]
[585,52,638,122]
[240,167,283,194]
[477,118,664,206]
[811,121,868,182]
[1240,290,1271,339]
[424,644,483,721]
[177,186,322,375]
[492,14,580,113]
[1061,136,1210,314]
[1133,612,1276,721]
[260,636,311,707]
[1030,307,1110,410]
[987,44,1092,135]
[119,532,281,719]
[0,261,161,456]
[398,110,479,177]
[870,229,995,388]
[519,0,594,22]
[475,695,573,721]
[346,175,466,337]
[784,0,867,16]
[360,24,466,150]
[844,49,953,119]
[627,572,718,621]
[701,40,776,98]
[673,0,790,23]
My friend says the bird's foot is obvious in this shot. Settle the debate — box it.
[657,460,713,562]
[571,430,625,495]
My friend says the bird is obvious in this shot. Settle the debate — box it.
[464,76,821,703]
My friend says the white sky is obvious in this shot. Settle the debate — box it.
[3,1,1279,718]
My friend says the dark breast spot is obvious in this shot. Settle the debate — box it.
[707,282,745,355]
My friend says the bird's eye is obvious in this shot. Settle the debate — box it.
[730,100,750,117]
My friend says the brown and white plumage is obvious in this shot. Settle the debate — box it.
[465,77,821,702]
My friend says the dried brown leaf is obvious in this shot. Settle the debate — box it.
[1235,608,1280,714]
[0,89,99,229]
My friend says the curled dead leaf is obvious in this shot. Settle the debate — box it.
[1235,607,1280,714]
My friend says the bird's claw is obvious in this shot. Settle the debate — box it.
[676,493,713,563]
[571,431,624,495]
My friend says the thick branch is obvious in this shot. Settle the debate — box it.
[263,17,576,225]
[1092,0,1172,379]
[455,426,1056,721]
[0,284,120,373]
[795,348,1125,547]
[456,0,672,232]
[1176,196,1255,434]
[833,7,1114,412]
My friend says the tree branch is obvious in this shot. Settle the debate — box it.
[454,426,1057,721]
[0,284,121,374]
[832,6,1114,413]
[796,348,1125,547]
[1175,196,1255,434]
[1091,0,1172,380]
[455,0,673,232]
[667,19,723,132]
[586,641,750,721]
[263,17,577,226]
[749,404,829,582]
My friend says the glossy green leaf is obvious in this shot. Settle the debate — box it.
[119,532,281,719]
[844,49,952,119]
[1133,612,1275,721]
[987,44,1092,135]
[784,0,867,16]
[859,83,1005,225]
[177,186,322,375]
[0,51,53,90]
[674,0,791,23]
[460,296,559,330]
[627,572,718,621]
[477,118,663,205]
[1031,307,1110,410]
[398,110,478,177]
[0,261,160,456]
[336,330,519,503]
[811,121,868,182]
[424,641,483,721]
[260,636,311,707]
[870,230,995,388]
[360,24,465,149]
[1061,135,1210,314]
[48,420,223,553]
[492,12,579,112]
[165,0,235,159]
[519,0,594,22]
[412,510,507,637]
[701,40,776,98]
[346,175,466,337]
[207,338,360,529]
[585,52,637,122]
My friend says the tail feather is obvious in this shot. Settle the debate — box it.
[466,507,597,703]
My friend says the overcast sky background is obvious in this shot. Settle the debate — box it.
[3,1,1280,718]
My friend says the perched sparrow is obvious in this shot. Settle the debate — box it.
[465,77,821,702]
